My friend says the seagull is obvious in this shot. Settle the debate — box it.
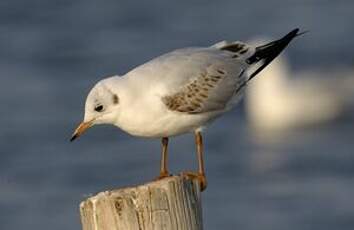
[71,28,302,191]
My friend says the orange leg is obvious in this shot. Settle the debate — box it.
[158,137,170,178]
[183,131,207,191]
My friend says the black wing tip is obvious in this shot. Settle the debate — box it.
[282,28,303,43]
[290,28,300,35]
[296,30,309,37]
[288,28,309,38]
[246,28,304,81]
[250,28,305,62]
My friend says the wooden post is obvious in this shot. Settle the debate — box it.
[79,175,203,230]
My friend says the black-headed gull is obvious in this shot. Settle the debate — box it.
[71,29,302,191]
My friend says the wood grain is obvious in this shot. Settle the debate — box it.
[80,175,203,230]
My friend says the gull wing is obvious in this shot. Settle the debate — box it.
[161,43,252,114]
[162,28,301,114]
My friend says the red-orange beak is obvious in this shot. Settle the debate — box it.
[70,120,93,142]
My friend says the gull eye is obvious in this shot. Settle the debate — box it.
[94,105,104,112]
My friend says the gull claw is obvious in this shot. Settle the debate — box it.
[182,171,207,192]
[154,172,172,181]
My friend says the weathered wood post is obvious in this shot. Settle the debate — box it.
[79,175,203,230]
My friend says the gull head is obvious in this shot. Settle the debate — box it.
[70,78,120,141]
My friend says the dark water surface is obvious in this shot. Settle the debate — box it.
[1,1,354,229]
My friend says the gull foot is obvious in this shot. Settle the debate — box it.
[154,171,172,181]
[182,171,207,192]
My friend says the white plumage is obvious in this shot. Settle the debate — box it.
[82,42,256,137]
[74,30,300,138]
[71,29,301,191]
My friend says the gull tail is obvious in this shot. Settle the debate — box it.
[246,28,305,82]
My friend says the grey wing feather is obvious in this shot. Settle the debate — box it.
[162,60,247,114]
[161,41,255,114]
[162,29,301,114]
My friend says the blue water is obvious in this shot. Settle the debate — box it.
[1,0,354,229]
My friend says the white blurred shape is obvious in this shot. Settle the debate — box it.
[245,47,354,132]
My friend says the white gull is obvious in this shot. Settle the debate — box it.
[71,29,302,191]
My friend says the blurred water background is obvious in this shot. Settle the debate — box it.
[1,0,354,229]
